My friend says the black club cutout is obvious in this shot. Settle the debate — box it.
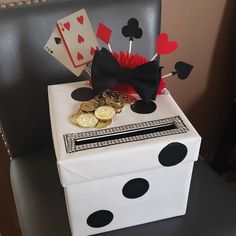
[158,142,188,167]
[87,210,113,228]
[122,18,143,41]
[122,178,149,199]
[71,87,95,101]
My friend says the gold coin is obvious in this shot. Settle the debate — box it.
[115,108,123,113]
[111,100,124,109]
[94,106,116,120]
[95,119,112,128]
[94,95,107,106]
[76,113,98,127]
[77,108,85,115]
[80,99,99,112]
[70,113,79,125]
[98,97,106,106]
[119,94,137,104]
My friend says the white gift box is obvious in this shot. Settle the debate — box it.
[48,81,201,236]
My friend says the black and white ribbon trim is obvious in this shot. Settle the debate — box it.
[63,116,189,153]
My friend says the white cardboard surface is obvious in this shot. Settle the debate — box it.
[48,81,201,236]
[48,81,201,186]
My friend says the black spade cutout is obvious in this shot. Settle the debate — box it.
[158,142,188,166]
[87,210,113,228]
[122,18,143,40]
[174,61,193,80]
[122,178,149,199]
[71,87,95,101]
[130,100,157,114]
[54,37,62,45]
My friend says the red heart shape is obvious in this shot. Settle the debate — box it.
[77,34,84,44]
[156,33,178,55]
[77,16,84,25]
[77,52,84,61]
[63,22,70,31]
[90,46,99,56]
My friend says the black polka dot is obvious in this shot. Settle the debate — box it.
[87,210,113,228]
[71,87,95,101]
[122,178,149,199]
[158,142,188,166]
[130,100,156,114]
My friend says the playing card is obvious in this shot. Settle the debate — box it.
[57,9,99,68]
[44,27,85,77]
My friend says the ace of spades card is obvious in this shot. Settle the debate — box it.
[57,9,99,68]
[44,28,86,77]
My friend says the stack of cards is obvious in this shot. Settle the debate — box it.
[44,9,99,77]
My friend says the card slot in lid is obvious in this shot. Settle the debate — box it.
[63,116,189,154]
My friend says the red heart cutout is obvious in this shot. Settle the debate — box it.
[156,33,178,55]
[77,34,84,44]
[77,52,84,61]
[77,16,84,25]
[90,46,99,56]
[63,22,70,31]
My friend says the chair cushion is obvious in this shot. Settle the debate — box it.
[10,148,71,236]
[10,152,236,236]
[0,0,161,157]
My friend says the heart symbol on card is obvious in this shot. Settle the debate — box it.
[156,33,178,55]
[77,52,84,61]
[63,22,71,31]
[77,16,84,25]
[77,34,85,44]
[90,46,99,56]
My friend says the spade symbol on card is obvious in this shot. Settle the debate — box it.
[77,52,84,61]
[54,37,61,45]
[174,61,193,80]
[122,18,143,41]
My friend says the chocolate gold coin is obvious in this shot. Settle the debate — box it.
[70,113,79,125]
[76,108,85,115]
[95,119,112,128]
[76,113,98,127]
[115,108,123,113]
[94,106,116,120]
[119,94,137,104]
[80,99,99,112]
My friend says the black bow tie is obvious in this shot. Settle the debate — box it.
[91,48,161,102]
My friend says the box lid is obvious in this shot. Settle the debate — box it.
[48,81,201,186]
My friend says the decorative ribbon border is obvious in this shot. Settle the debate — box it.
[63,116,189,154]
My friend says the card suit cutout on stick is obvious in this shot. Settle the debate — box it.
[174,61,193,80]
[157,33,178,55]
[122,18,143,41]
[77,34,85,44]
[54,37,61,45]
[96,22,112,44]
[63,22,70,31]
[77,15,84,25]
[77,52,84,61]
